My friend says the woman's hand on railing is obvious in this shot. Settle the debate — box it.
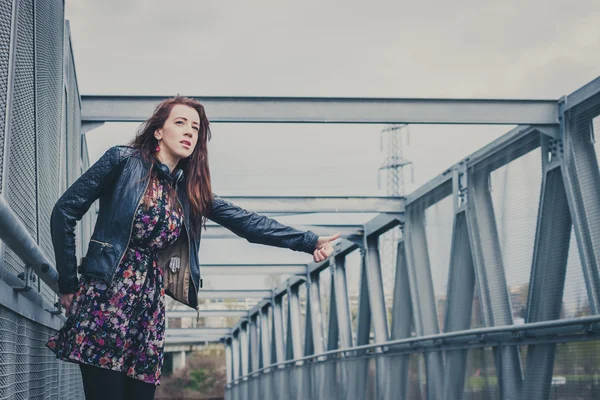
[59,293,74,315]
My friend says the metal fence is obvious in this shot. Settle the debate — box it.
[224,78,600,400]
[0,0,87,398]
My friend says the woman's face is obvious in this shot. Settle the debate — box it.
[154,104,200,162]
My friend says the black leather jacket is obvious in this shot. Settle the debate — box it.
[51,145,319,309]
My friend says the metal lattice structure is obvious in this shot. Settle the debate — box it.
[78,77,600,400]
[2,1,600,400]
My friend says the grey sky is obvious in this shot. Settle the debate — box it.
[66,0,599,309]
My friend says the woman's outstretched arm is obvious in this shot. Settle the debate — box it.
[208,194,339,261]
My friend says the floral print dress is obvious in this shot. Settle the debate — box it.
[46,174,183,386]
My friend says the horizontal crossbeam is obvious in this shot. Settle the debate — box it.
[202,224,363,239]
[165,342,221,352]
[167,328,232,337]
[217,196,404,214]
[201,265,307,275]
[81,95,558,125]
[197,290,272,299]
[167,310,249,318]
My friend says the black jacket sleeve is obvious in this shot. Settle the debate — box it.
[50,146,125,294]
[208,195,319,254]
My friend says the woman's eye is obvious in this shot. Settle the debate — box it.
[175,121,183,125]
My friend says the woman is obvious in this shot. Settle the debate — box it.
[46,96,339,400]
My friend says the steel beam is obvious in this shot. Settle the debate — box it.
[350,252,371,400]
[523,148,572,400]
[239,322,249,377]
[203,223,363,240]
[561,100,600,313]
[404,202,444,399]
[443,211,476,400]
[164,337,224,345]
[249,315,260,373]
[213,196,404,214]
[259,305,271,369]
[389,241,413,399]
[197,290,272,299]
[225,339,233,384]
[167,309,248,318]
[232,334,240,381]
[307,272,325,355]
[81,95,558,125]
[200,265,307,275]
[333,253,354,349]
[364,235,389,343]
[467,170,523,399]
[167,328,232,337]
[326,276,338,351]
[288,285,304,359]
[564,75,600,112]
[271,295,286,363]
[405,125,546,207]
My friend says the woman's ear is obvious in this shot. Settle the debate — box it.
[154,129,162,140]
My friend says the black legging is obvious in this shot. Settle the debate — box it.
[79,363,157,400]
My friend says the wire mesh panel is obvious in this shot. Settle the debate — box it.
[0,306,84,400]
[552,340,600,399]
[36,0,64,307]
[0,0,13,194]
[424,195,454,331]
[489,147,543,324]
[4,0,36,279]
[462,347,499,400]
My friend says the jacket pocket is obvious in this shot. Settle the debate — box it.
[80,239,116,276]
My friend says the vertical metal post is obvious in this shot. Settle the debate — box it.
[364,235,389,342]
[522,135,573,399]
[404,203,444,399]
[226,338,233,385]
[307,272,324,352]
[326,276,339,351]
[259,304,272,400]
[561,100,600,313]
[364,234,391,400]
[333,253,354,349]
[249,315,260,373]
[272,295,285,363]
[272,294,288,399]
[232,332,241,382]
[349,250,371,400]
[240,321,249,377]
[306,271,327,399]
[389,241,414,399]
[443,211,475,400]
[467,169,523,399]
[288,285,304,359]
[259,304,271,369]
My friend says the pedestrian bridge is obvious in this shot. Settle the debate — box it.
[1,2,600,399]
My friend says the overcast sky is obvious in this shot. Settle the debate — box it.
[65,1,599,312]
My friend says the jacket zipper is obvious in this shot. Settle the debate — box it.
[175,190,200,319]
[110,176,151,283]
[90,239,113,249]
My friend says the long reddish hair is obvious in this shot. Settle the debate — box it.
[129,96,212,235]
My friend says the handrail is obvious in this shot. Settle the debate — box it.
[0,195,60,294]
[227,314,600,386]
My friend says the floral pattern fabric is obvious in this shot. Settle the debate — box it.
[46,175,183,385]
